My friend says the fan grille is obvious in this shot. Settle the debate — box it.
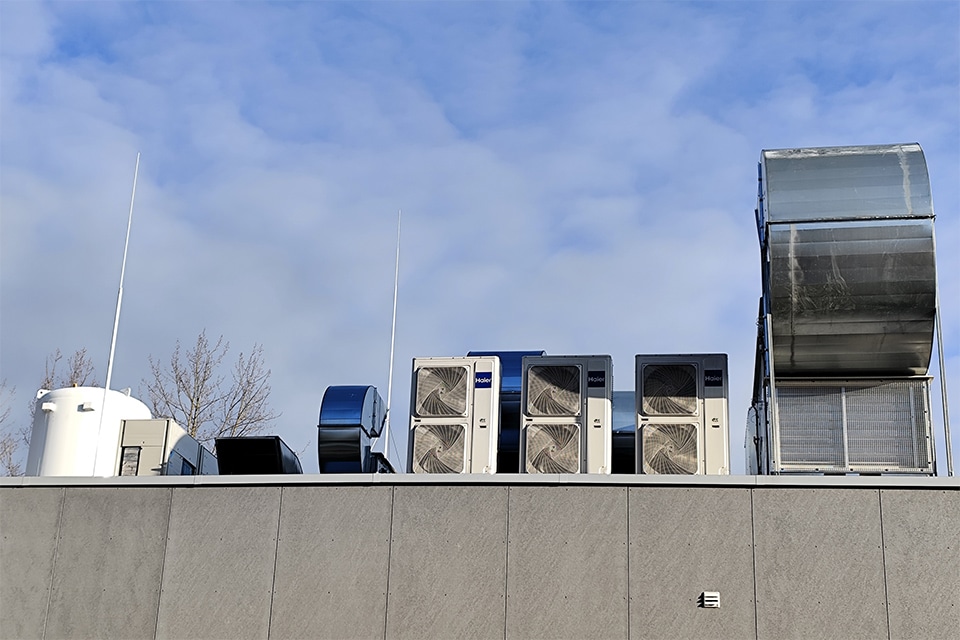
[642,423,699,474]
[412,423,466,473]
[415,366,469,417]
[526,365,581,417]
[642,364,698,416]
[525,423,580,473]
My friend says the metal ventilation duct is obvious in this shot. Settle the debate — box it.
[760,143,937,376]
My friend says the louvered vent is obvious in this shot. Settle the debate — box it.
[526,365,581,417]
[642,423,699,474]
[411,423,466,473]
[525,423,580,473]
[642,364,697,415]
[415,366,468,417]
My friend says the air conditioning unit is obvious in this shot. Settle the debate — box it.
[520,355,612,474]
[636,354,730,475]
[408,356,501,474]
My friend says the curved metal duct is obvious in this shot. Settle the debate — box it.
[318,385,385,473]
[760,143,937,376]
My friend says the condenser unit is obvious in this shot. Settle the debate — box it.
[408,356,501,474]
[636,354,730,475]
[520,355,612,474]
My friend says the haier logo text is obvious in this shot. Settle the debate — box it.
[475,375,493,389]
[587,371,606,387]
[704,370,724,387]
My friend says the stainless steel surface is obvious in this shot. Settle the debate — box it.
[762,143,933,223]
[762,144,937,375]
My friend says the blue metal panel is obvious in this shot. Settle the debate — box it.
[319,386,372,426]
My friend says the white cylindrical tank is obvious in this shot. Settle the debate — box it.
[26,386,152,477]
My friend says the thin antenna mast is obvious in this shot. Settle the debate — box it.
[104,152,140,391]
[93,152,140,476]
[383,210,401,464]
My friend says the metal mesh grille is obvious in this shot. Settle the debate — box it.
[777,386,845,468]
[775,379,932,473]
[525,423,580,474]
[412,423,466,473]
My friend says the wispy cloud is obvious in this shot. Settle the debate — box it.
[2,1,957,473]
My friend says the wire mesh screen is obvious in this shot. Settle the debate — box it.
[775,379,933,474]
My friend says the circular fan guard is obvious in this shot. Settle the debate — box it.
[642,423,698,474]
[525,423,580,473]
[415,366,468,417]
[412,424,465,473]
[642,364,697,415]
[527,365,581,416]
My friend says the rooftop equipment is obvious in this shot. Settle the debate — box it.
[467,350,546,472]
[119,418,217,476]
[408,355,501,473]
[636,354,730,475]
[318,385,385,473]
[749,143,944,475]
[26,386,152,477]
[520,354,613,474]
[215,436,302,474]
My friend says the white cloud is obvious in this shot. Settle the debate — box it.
[2,1,957,475]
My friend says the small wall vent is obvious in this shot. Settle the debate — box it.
[699,591,720,608]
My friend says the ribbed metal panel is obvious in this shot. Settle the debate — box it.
[762,143,932,223]
[762,144,937,376]
[774,379,933,474]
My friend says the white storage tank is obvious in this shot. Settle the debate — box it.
[26,386,152,477]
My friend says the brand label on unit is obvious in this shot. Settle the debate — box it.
[587,371,606,387]
[475,374,493,389]
[704,370,724,387]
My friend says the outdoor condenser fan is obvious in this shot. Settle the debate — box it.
[527,365,581,416]
[415,366,468,417]
[525,423,580,474]
[642,364,698,415]
[412,424,465,473]
[642,423,698,474]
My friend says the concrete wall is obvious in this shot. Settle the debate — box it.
[1,476,957,640]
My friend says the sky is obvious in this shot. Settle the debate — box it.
[1,1,958,475]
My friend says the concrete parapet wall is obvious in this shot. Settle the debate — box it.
[1,476,957,640]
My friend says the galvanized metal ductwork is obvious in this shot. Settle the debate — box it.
[761,143,937,376]
[750,143,948,475]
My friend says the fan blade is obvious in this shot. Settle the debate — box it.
[526,424,579,473]
[528,365,580,416]
[413,424,465,473]
[642,364,697,415]
[643,423,698,474]
[416,366,468,416]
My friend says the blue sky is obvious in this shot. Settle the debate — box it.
[2,1,958,474]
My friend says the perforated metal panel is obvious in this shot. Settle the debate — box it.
[774,379,933,474]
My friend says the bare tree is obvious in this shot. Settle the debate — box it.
[39,347,98,391]
[0,379,20,476]
[219,344,278,438]
[143,330,279,446]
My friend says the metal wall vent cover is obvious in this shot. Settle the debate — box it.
[700,591,720,608]
[525,423,580,473]
[411,423,466,473]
